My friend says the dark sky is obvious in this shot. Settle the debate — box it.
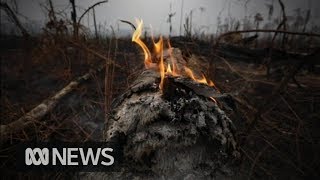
[3,0,320,36]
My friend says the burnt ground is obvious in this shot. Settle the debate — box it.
[1,35,320,179]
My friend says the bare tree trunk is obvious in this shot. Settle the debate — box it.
[70,0,78,39]
[92,7,98,40]
[278,0,287,48]
[48,0,57,22]
[179,0,184,36]
[302,9,311,33]
[271,0,287,49]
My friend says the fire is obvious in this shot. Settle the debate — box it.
[167,40,178,76]
[132,19,152,68]
[132,19,217,102]
[154,37,162,56]
[184,67,216,87]
[157,36,165,90]
[167,64,172,73]
[184,66,196,81]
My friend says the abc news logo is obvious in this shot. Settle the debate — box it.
[25,147,114,166]
[17,142,120,171]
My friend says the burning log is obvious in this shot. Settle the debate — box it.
[80,20,240,179]
[82,46,239,179]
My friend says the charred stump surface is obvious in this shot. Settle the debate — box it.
[81,49,240,179]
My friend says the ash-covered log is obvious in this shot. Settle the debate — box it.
[81,48,239,179]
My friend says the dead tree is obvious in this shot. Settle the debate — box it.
[81,48,239,179]
[48,0,57,23]
[167,3,176,37]
[70,0,77,38]
[272,0,288,48]
[76,0,108,39]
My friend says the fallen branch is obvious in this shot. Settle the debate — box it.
[216,43,320,65]
[0,64,105,141]
[214,29,320,48]
[212,29,320,78]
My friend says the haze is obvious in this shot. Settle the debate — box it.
[2,0,320,36]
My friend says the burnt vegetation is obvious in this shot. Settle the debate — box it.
[1,0,320,179]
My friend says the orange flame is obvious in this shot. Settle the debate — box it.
[184,66,196,81]
[131,19,217,103]
[184,66,216,87]
[167,64,172,73]
[198,74,209,84]
[167,40,178,76]
[132,19,152,68]
[154,38,162,56]
[157,36,165,90]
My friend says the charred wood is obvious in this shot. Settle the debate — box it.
[81,49,239,179]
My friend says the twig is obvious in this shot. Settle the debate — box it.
[42,28,123,70]
[240,147,274,178]
[77,0,108,25]
[68,40,124,70]
[271,0,287,47]
[248,144,270,179]
[244,61,305,139]
[214,54,250,81]
[255,127,306,175]
[119,20,136,30]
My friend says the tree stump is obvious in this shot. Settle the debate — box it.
[81,48,239,179]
